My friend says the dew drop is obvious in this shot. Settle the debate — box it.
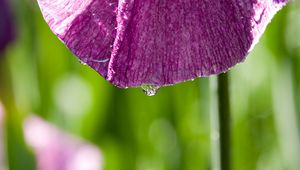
[79,60,87,65]
[141,84,160,96]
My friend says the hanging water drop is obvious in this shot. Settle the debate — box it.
[141,84,160,96]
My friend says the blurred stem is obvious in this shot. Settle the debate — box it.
[272,59,300,169]
[0,55,36,170]
[210,73,231,170]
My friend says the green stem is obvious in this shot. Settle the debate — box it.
[217,73,231,170]
[210,73,231,170]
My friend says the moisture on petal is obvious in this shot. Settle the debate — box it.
[37,0,288,88]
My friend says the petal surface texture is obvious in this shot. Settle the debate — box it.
[37,0,288,88]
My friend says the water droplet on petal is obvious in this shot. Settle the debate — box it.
[80,60,87,65]
[141,84,160,96]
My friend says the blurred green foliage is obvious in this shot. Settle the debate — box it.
[0,1,299,170]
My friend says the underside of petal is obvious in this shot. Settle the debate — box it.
[37,0,288,88]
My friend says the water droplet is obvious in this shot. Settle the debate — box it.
[80,60,87,65]
[141,84,160,96]
[91,58,109,63]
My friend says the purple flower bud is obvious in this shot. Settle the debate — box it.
[0,0,14,53]
[37,0,288,88]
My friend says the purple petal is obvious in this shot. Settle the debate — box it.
[37,0,288,88]
[0,0,14,53]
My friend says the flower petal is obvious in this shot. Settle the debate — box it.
[37,0,288,88]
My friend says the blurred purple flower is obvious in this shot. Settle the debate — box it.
[0,104,102,170]
[24,116,103,170]
[0,0,14,53]
[37,0,288,88]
